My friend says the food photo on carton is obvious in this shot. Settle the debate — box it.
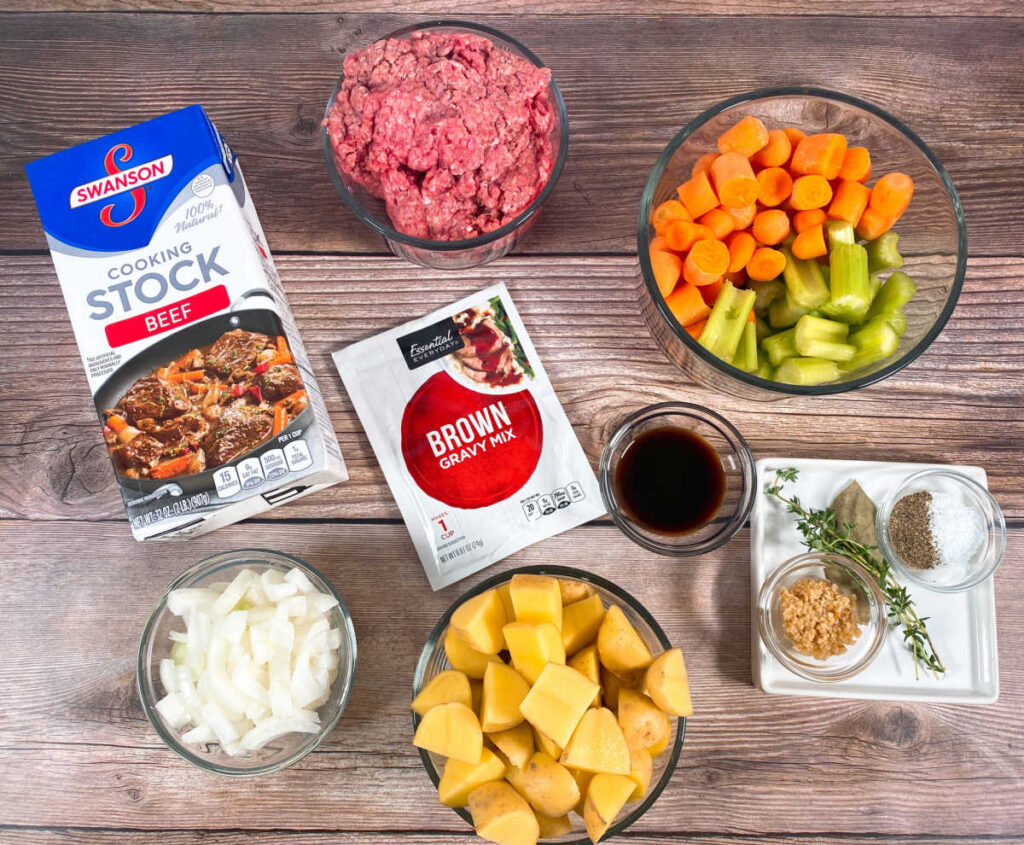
[24,105,347,540]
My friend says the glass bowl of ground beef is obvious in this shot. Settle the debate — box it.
[323,21,569,270]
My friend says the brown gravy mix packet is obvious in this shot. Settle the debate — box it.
[333,283,605,589]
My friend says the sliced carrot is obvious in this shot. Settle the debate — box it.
[272,404,288,437]
[791,224,827,260]
[751,129,792,169]
[699,279,724,307]
[650,249,683,297]
[665,282,712,327]
[166,369,206,383]
[150,453,192,480]
[790,133,848,180]
[710,152,759,209]
[649,235,673,254]
[651,248,682,296]
[276,335,289,356]
[827,179,871,225]
[722,202,756,230]
[746,247,787,282]
[717,115,769,157]
[725,230,757,273]
[855,206,894,241]
[790,175,834,211]
[665,220,714,252]
[752,209,791,246]
[791,208,827,234]
[691,152,720,178]
[869,172,915,219]
[652,199,691,234]
[783,127,807,151]
[756,166,793,208]
[697,208,734,240]
[677,171,720,219]
[684,318,707,340]
[107,414,128,433]
[683,238,730,286]
[839,146,871,182]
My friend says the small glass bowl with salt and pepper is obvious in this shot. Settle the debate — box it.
[876,469,1006,593]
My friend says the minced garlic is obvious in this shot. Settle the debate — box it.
[780,577,861,660]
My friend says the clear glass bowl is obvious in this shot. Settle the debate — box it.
[322,20,569,270]
[876,469,1006,593]
[758,552,888,682]
[137,549,357,776]
[599,402,755,555]
[638,86,966,400]
[413,565,685,843]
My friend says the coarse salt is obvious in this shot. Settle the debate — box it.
[928,491,984,567]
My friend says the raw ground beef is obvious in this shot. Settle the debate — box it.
[324,31,555,241]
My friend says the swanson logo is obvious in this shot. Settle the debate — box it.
[69,143,174,228]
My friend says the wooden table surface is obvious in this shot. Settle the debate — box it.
[1,3,1022,843]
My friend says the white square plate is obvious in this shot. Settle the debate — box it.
[751,457,998,704]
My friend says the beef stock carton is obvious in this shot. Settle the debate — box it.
[25,105,347,539]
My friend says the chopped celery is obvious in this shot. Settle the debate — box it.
[733,322,759,372]
[697,281,756,362]
[826,242,871,323]
[794,337,856,362]
[840,319,901,373]
[781,246,830,309]
[862,306,907,336]
[755,350,774,380]
[761,327,799,367]
[821,264,831,286]
[769,291,809,328]
[795,314,849,343]
[754,315,772,342]
[866,270,917,320]
[825,220,856,248]
[866,231,904,274]
[750,278,785,317]
[868,273,882,301]
[774,357,840,386]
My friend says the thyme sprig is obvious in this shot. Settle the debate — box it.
[765,467,944,679]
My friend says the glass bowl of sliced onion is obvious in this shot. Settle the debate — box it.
[137,549,357,775]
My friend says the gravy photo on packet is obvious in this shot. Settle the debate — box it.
[334,283,605,589]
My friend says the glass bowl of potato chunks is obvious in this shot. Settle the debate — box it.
[412,566,691,844]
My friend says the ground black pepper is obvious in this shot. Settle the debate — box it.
[888,490,939,569]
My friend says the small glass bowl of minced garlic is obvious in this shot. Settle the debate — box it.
[877,469,1006,593]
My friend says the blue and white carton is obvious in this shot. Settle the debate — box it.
[25,105,347,539]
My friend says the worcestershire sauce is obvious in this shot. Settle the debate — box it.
[614,427,725,535]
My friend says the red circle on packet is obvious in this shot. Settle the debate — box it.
[401,371,543,509]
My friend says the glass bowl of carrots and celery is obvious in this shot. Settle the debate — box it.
[638,87,966,399]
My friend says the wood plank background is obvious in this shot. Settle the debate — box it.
[1,5,1022,844]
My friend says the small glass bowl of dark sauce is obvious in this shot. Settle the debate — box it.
[599,403,755,555]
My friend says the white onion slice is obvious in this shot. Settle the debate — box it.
[240,713,320,751]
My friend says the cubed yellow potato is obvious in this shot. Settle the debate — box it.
[567,645,602,708]
[503,622,565,685]
[470,679,483,715]
[561,594,606,656]
[413,702,483,764]
[560,707,630,775]
[488,722,534,770]
[452,588,507,655]
[519,663,600,748]
[438,747,507,807]
[617,688,670,752]
[533,727,562,760]
[516,751,581,817]
[445,626,502,680]
[600,666,640,712]
[411,669,472,716]
[496,583,516,638]
[509,574,563,630]
[570,767,593,816]
[535,810,573,838]
[583,774,636,844]
[558,577,595,606]
[648,734,670,758]
[597,605,653,675]
[645,648,693,717]
[625,747,652,801]
[468,781,539,845]
[481,662,531,733]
